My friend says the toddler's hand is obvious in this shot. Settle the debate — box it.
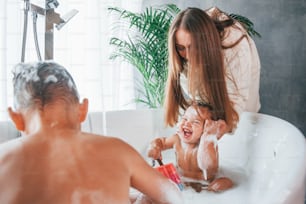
[147,139,162,160]
[203,119,228,140]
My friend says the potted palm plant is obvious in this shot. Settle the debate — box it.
[108,4,180,108]
[108,4,260,108]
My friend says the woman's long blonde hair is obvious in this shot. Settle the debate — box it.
[164,7,238,132]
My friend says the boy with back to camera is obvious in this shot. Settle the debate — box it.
[0,61,183,204]
[147,102,234,192]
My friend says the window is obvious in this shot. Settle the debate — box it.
[0,0,143,121]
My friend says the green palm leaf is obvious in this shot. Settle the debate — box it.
[229,13,262,38]
[108,4,180,108]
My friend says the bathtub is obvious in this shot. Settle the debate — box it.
[82,109,306,204]
[1,109,306,204]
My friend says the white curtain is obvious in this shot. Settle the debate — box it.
[0,0,143,121]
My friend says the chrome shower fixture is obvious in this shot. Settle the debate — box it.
[20,0,78,61]
[20,0,30,62]
[55,9,78,30]
[46,0,59,9]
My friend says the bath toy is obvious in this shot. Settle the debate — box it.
[154,159,184,191]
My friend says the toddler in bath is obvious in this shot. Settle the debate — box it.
[147,102,234,192]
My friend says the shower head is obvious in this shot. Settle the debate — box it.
[29,2,78,31]
[46,0,59,9]
[55,9,78,30]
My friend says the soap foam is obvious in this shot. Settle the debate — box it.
[44,75,58,84]
[71,188,110,204]
[156,179,184,204]
[197,134,218,180]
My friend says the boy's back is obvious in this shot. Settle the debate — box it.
[0,132,130,203]
[0,131,178,204]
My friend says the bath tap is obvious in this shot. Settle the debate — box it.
[20,0,78,61]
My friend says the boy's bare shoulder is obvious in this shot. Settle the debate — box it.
[81,133,144,170]
[0,138,25,174]
[0,138,23,158]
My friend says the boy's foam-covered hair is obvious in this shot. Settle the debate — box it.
[12,61,79,110]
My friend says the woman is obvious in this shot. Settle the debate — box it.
[164,7,261,134]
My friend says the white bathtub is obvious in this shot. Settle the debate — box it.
[1,110,306,204]
[82,109,306,204]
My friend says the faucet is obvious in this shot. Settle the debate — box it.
[21,0,78,61]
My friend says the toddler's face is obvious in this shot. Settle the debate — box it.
[178,106,210,144]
